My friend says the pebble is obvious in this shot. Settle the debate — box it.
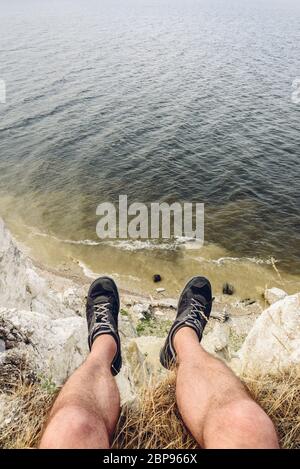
[153,274,162,283]
[223,283,235,295]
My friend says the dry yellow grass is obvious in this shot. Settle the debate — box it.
[243,372,300,449]
[113,371,300,449]
[113,373,197,449]
[0,370,299,449]
[0,383,58,449]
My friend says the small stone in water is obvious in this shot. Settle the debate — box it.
[223,283,235,295]
[153,274,162,283]
[241,298,256,306]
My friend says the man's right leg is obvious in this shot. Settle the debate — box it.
[40,277,123,449]
[174,327,279,449]
[40,335,120,449]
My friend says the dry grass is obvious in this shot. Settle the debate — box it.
[112,370,300,449]
[113,373,197,449]
[0,371,300,449]
[243,371,300,449]
[0,383,58,449]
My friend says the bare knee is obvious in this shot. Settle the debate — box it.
[41,405,108,448]
[229,400,278,448]
[205,399,279,449]
[59,405,100,436]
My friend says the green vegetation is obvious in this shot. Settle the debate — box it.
[229,329,247,352]
[136,317,173,338]
[39,376,57,395]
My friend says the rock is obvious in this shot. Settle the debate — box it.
[151,298,177,309]
[0,218,32,310]
[0,305,137,405]
[0,308,88,385]
[156,288,165,294]
[0,218,86,318]
[0,339,5,353]
[153,274,162,283]
[223,283,235,295]
[119,313,137,340]
[211,310,229,322]
[240,298,256,306]
[229,315,260,338]
[237,293,300,375]
[126,341,145,370]
[126,336,166,384]
[124,341,147,388]
[131,303,151,319]
[0,395,8,425]
[264,287,287,305]
[154,310,164,318]
[202,323,230,356]
[122,336,167,391]
[131,303,150,315]
[134,336,165,370]
[115,366,137,405]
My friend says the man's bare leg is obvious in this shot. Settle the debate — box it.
[40,335,120,449]
[174,327,279,449]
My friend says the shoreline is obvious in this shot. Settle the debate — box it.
[2,214,300,306]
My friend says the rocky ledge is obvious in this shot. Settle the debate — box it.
[0,217,299,412]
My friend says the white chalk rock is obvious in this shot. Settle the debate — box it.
[202,322,229,355]
[0,218,32,310]
[238,293,300,375]
[264,287,287,305]
[125,336,166,384]
[0,308,88,385]
[116,365,137,405]
[0,218,85,318]
[132,303,150,314]
[0,307,137,405]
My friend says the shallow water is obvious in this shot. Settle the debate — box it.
[0,0,300,295]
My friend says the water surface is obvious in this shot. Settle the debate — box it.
[0,0,299,296]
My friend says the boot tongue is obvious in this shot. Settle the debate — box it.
[94,295,110,305]
[187,291,208,309]
[194,293,209,308]
[181,295,209,319]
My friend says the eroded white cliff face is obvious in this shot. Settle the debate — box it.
[0,218,86,318]
[0,218,89,389]
[0,308,88,385]
[0,218,137,402]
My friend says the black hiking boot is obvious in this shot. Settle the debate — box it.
[86,276,122,376]
[160,276,213,369]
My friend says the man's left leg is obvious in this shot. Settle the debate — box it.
[40,277,123,449]
[160,276,279,449]
[40,335,120,449]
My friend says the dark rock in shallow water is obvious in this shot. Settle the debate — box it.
[153,274,162,283]
[223,283,235,295]
[241,298,256,306]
